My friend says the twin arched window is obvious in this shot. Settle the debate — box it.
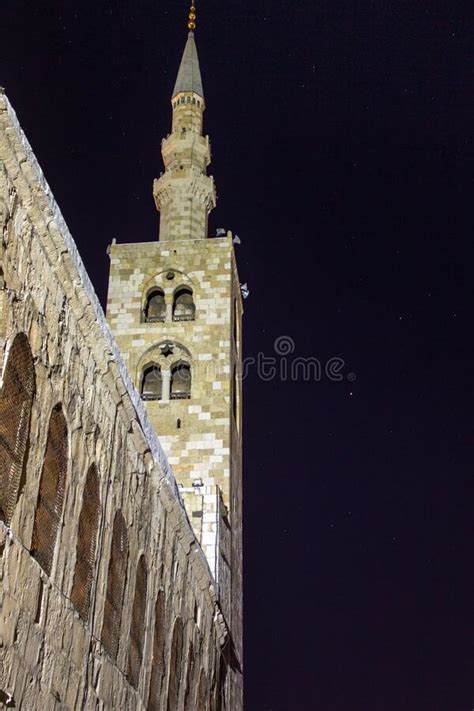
[140,360,191,401]
[143,285,195,323]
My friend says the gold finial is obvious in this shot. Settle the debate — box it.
[188,3,197,31]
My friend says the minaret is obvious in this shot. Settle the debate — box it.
[106,5,243,707]
[153,29,216,242]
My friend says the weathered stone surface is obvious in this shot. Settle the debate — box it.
[0,94,228,709]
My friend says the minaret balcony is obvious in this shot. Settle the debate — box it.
[161,133,210,168]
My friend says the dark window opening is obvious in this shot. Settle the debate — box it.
[144,288,166,323]
[172,286,195,322]
[141,365,163,401]
[170,362,191,400]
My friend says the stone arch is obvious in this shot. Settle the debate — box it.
[128,554,148,689]
[141,268,195,310]
[70,464,101,622]
[101,510,128,661]
[148,590,166,710]
[137,341,193,402]
[137,340,192,373]
[31,404,69,576]
[0,333,35,525]
[167,617,185,711]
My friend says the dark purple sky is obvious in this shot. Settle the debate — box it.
[2,1,473,709]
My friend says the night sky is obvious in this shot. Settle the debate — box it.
[2,1,472,709]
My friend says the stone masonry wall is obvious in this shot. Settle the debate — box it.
[0,93,228,710]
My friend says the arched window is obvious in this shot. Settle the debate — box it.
[170,361,191,400]
[172,287,195,322]
[101,511,128,661]
[71,464,100,622]
[0,333,35,524]
[128,555,148,689]
[148,590,166,710]
[144,288,166,323]
[31,405,68,575]
[141,364,163,401]
[167,617,184,711]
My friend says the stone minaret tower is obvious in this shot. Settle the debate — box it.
[106,12,243,708]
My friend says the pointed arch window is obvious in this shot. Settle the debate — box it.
[0,333,35,525]
[144,288,166,323]
[170,361,191,400]
[101,511,128,661]
[167,617,184,711]
[128,555,148,689]
[172,286,195,322]
[141,364,163,401]
[71,464,101,622]
[148,590,166,710]
[31,404,68,575]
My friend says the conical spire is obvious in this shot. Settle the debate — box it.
[172,31,204,99]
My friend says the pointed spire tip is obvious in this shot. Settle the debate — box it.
[172,23,204,99]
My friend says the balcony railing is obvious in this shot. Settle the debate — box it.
[141,393,162,401]
[170,392,191,400]
[172,313,195,322]
[142,314,166,324]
